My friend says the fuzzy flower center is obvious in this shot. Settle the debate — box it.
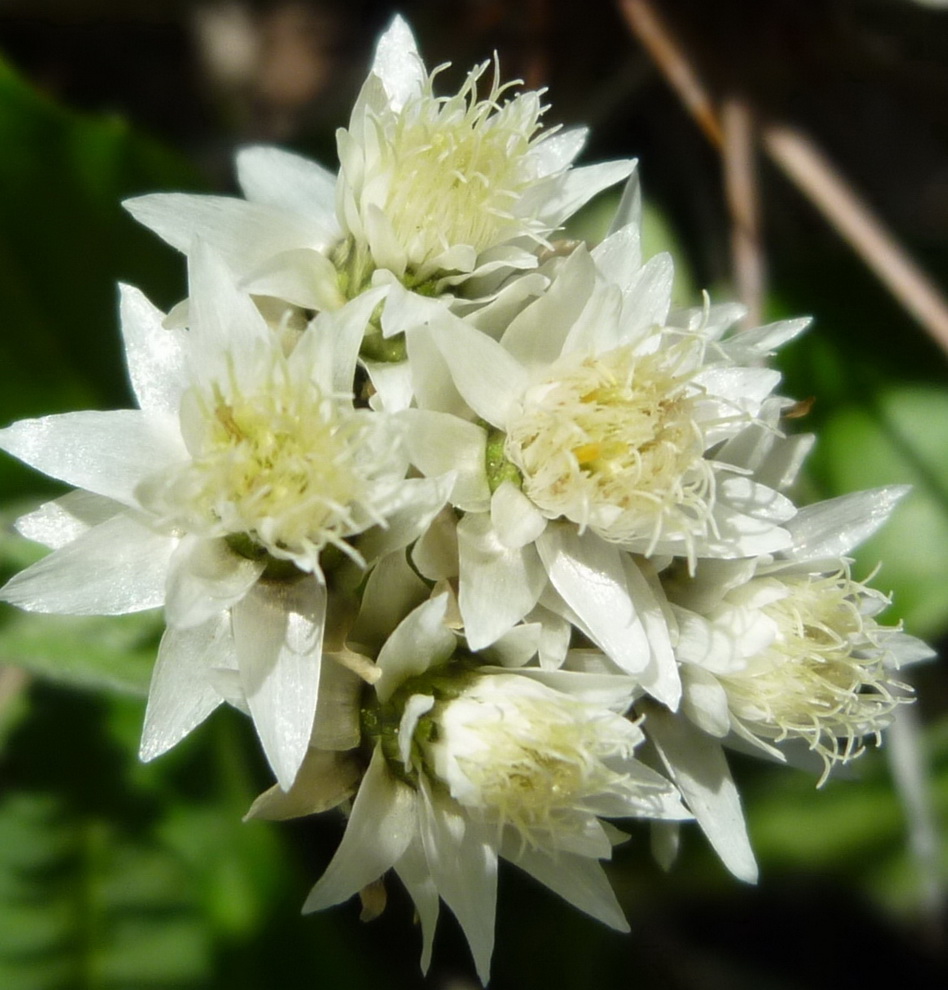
[422,675,639,847]
[504,342,714,551]
[145,362,396,571]
[356,61,547,276]
[719,572,906,780]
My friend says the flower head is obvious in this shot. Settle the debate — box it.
[716,570,906,775]
[124,16,635,319]
[286,594,687,982]
[644,486,930,883]
[394,229,802,703]
[0,247,450,790]
[337,54,549,285]
[505,338,716,553]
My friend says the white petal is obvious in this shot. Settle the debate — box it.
[164,536,264,629]
[607,170,642,235]
[404,324,469,417]
[245,749,361,821]
[363,203,407,277]
[680,665,732,737]
[371,15,424,111]
[187,240,271,376]
[243,248,345,312]
[490,481,546,549]
[124,194,325,269]
[592,221,642,286]
[418,779,498,985]
[562,281,624,355]
[503,841,629,931]
[622,556,680,708]
[140,614,231,761]
[699,477,795,557]
[364,359,414,414]
[507,667,636,711]
[530,126,587,175]
[15,490,121,549]
[693,366,782,426]
[887,632,937,667]
[375,594,454,703]
[500,249,596,367]
[536,526,652,675]
[303,746,417,911]
[352,548,429,652]
[457,514,545,650]
[645,705,758,883]
[411,506,460,582]
[673,607,760,675]
[720,317,810,363]
[0,409,183,508]
[485,623,542,668]
[236,145,337,226]
[397,410,490,512]
[393,840,440,974]
[119,284,188,415]
[784,487,910,563]
[614,253,675,340]
[356,474,454,566]
[295,287,388,396]
[528,159,637,229]
[233,576,326,789]
[311,656,363,751]
[398,694,435,768]
[1,513,174,615]
[432,315,529,427]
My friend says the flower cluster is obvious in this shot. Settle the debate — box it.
[0,16,931,984]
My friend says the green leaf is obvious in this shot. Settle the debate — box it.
[0,686,389,990]
[816,386,948,638]
[0,693,212,990]
[743,715,948,917]
[0,56,200,501]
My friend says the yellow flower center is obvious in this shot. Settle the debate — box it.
[146,360,394,570]
[505,341,714,552]
[426,676,638,848]
[365,61,547,274]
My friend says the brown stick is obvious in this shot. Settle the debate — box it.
[617,0,948,357]
[722,96,766,328]
[618,0,722,146]
[764,123,948,355]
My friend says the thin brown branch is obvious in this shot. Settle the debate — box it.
[722,96,765,328]
[617,0,722,146]
[617,0,948,358]
[763,123,948,356]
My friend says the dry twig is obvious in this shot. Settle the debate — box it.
[617,0,948,357]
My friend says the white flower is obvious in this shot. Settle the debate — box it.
[393,221,802,704]
[646,486,931,880]
[333,16,633,291]
[123,16,634,316]
[0,245,450,789]
[288,594,687,982]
